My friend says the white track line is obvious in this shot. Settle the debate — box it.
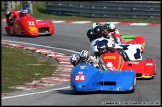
[2,40,79,54]
[2,40,78,100]
[2,86,70,100]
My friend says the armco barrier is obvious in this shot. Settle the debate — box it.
[46,1,160,20]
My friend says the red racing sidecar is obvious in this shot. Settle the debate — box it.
[5,10,54,37]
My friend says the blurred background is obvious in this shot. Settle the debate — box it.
[1,1,160,23]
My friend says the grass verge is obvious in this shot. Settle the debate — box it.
[2,45,57,93]
[1,1,160,24]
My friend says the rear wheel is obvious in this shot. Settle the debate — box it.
[150,76,154,79]
[130,86,135,93]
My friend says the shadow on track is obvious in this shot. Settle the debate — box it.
[136,76,154,80]
[56,89,135,95]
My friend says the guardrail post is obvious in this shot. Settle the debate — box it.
[22,1,27,8]
[4,1,11,11]
[11,1,15,10]
[15,1,20,7]
[28,1,33,14]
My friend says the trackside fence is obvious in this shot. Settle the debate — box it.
[46,1,161,20]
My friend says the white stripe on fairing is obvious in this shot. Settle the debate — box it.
[2,40,79,54]
[2,86,70,100]
[146,63,153,66]
[130,23,149,26]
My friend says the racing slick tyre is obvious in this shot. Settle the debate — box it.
[129,87,135,93]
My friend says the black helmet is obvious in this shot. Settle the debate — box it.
[97,41,109,54]
[87,29,95,41]
[94,26,104,38]
[4,9,12,19]
[103,23,109,30]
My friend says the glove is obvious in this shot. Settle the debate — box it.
[10,19,15,24]
[102,30,110,39]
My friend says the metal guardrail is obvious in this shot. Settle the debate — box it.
[46,1,161,20]
[4,1,33,14]
[4,1,20,12]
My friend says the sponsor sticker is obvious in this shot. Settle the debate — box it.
[104,56,116,59]
[80,66,86,69]
[29,26,37,31]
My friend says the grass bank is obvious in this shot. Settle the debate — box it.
[1,1,160,24]
[2,45,57,93]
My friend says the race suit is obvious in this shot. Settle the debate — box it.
[89,37,142,61]
[87,55,108,70]
[6,11,20,26]
[101,29,121,44]
[6,10,30,26]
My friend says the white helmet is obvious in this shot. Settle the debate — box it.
[79,50,89,62]
[70,54,80,65]
[108,22,116,32]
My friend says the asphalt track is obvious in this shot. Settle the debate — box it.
[1,21,161,106]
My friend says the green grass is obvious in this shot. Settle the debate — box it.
[1,1,160,24]
[2,45,57,93]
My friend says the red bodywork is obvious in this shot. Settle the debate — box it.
[5,11,54,36]
[101,51,156,79]
[113,33,145,52]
